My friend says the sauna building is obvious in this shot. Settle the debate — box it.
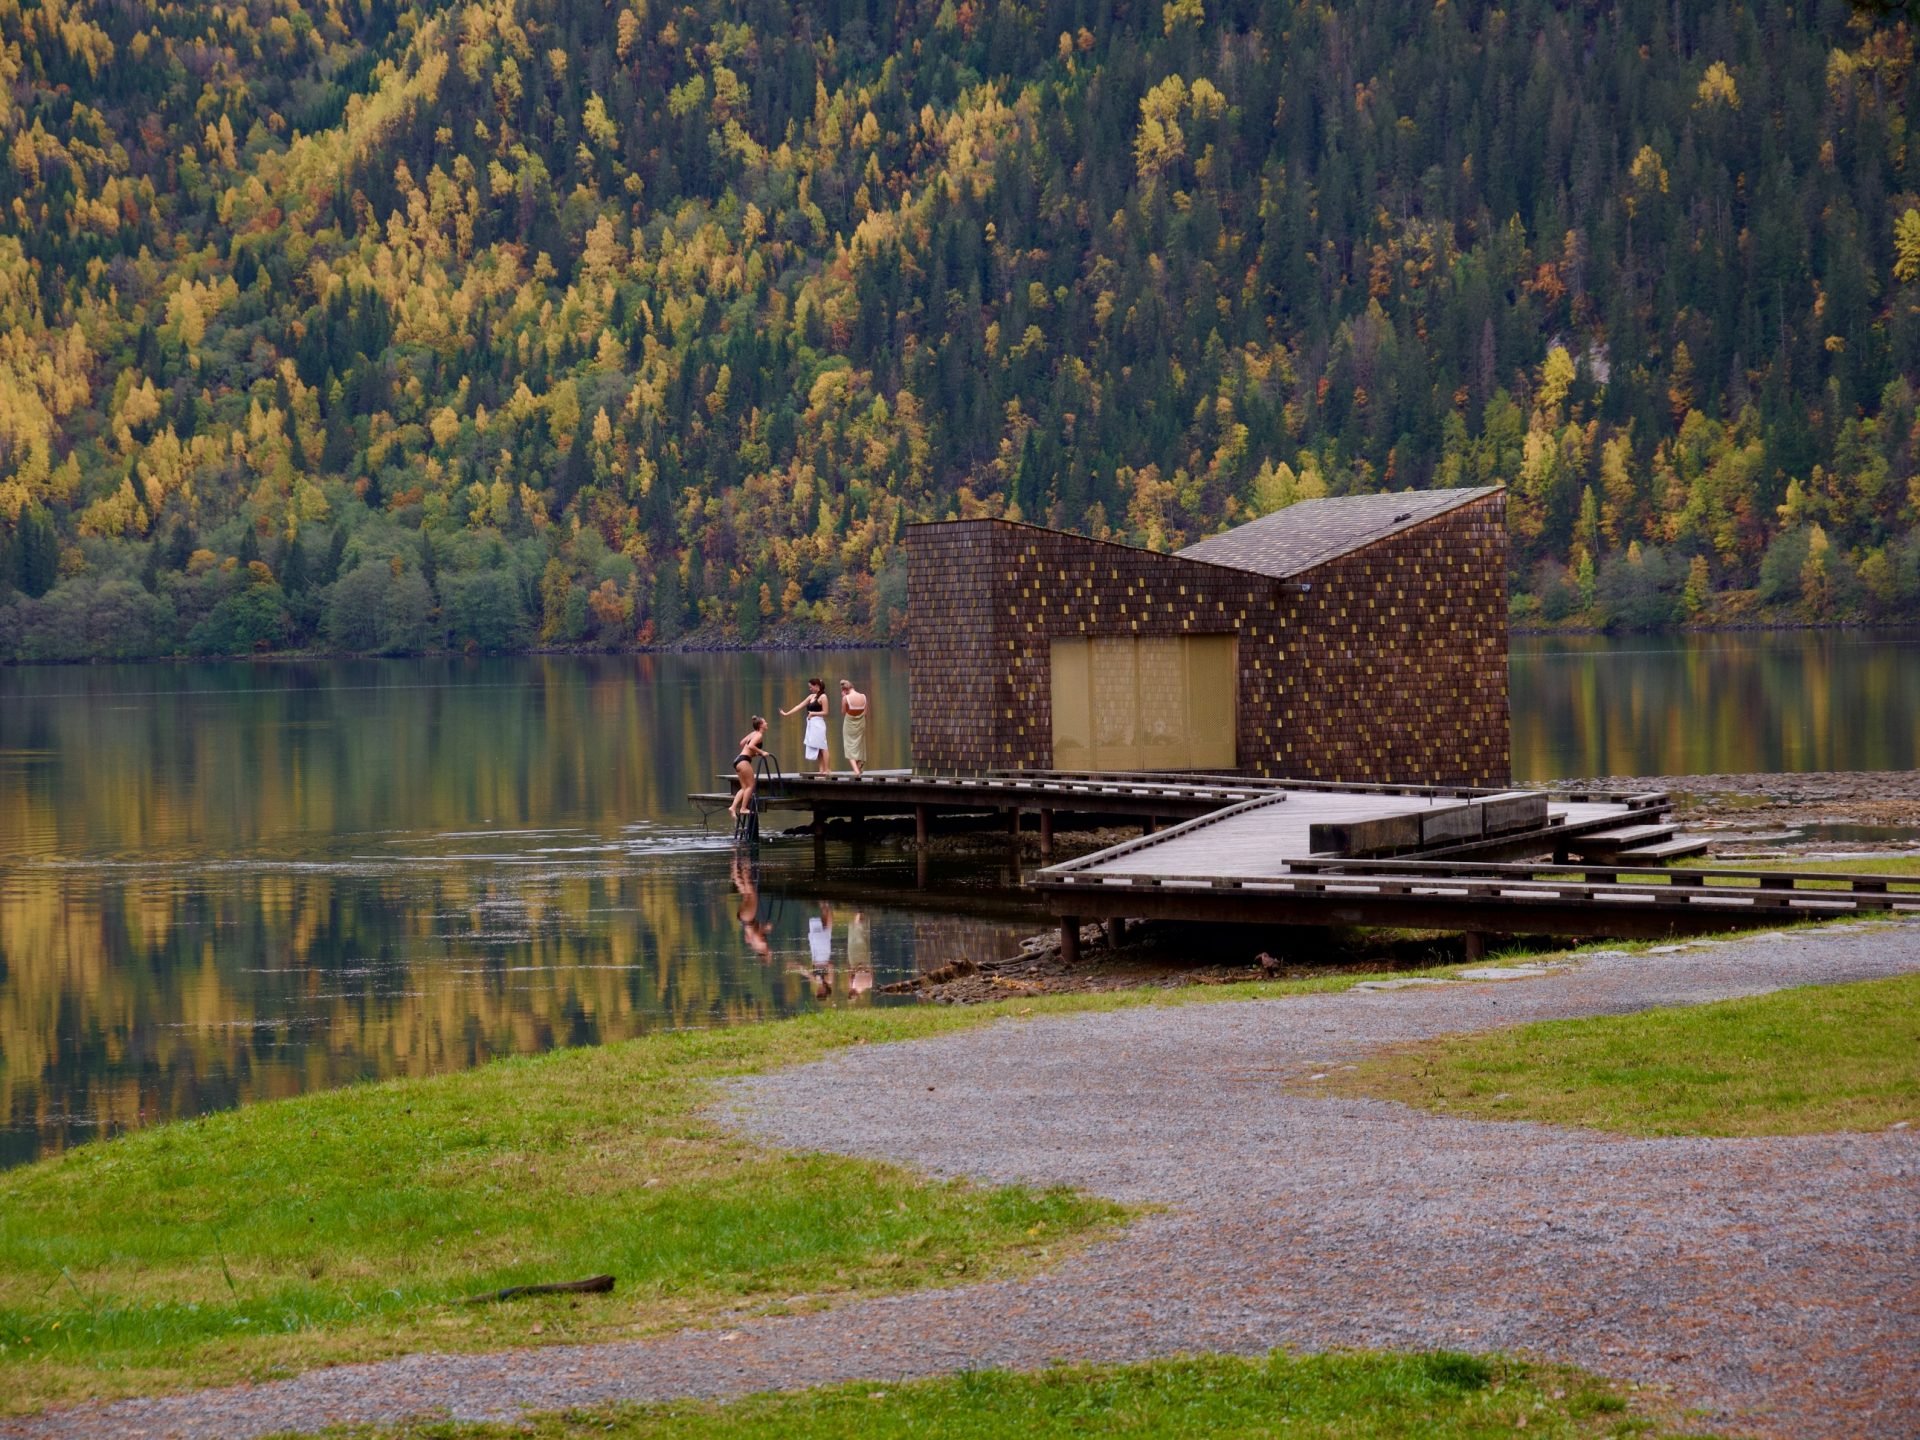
[905,486,1510,787]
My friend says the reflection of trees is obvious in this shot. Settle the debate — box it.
[0,863,802,1167]
[0,654,916,1165]
[0,654,912,864]
[1506,631,1920,780]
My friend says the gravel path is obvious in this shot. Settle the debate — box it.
[10,922,1919,1440]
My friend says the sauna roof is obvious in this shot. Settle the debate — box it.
[1174,486,1501,579]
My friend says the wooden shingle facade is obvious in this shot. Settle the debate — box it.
[906,487,1511,787]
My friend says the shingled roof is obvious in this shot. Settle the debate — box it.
[1175,486,1502,579]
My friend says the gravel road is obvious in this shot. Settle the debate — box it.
[10,922,1918,1440]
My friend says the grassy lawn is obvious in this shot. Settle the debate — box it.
[347,1351,1690,1440]
[1335,973,1920,1136]
[1687,854,1920,879]
[0,972,1397,1416]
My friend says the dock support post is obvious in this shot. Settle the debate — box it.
[1039,809,1054,861]
[1105,917,1127,948]
[1060,917,1081,965]
[914,805,930,847]
[1462,932,1488,962]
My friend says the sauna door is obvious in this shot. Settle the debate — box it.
[1050,634,1237,772]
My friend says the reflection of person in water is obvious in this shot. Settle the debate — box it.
[732,852,771,959]
[846,908,872,1000]
[807,899,835,997]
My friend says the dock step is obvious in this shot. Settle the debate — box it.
[1565,823,1678,854]
[1610,834,1712,862]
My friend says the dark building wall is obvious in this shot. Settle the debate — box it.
[908,520,1270,772]
[1273,491,1511,785]
[904,520,1018,773]
[906,492,1510,785]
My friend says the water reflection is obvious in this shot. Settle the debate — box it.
[5,631,1918,1166]
[0,655,1033,1168]
[1509,628,1920,781]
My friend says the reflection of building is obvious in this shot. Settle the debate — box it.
[906,488,1510,786]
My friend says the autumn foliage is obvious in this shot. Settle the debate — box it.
[2,0,1919,656]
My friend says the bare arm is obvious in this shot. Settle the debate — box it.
[779,698,807,717]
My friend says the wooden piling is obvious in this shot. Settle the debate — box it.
[1060,917,1081,965]
[1039,808,1054,860]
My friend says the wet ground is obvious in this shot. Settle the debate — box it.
[1563,768,1920,859]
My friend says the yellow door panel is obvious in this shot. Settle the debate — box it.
[1051,637,1093,770]
[1049,634,1237,773]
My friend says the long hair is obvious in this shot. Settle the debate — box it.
[808,676,825,692]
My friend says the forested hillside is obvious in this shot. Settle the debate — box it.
[1,0,1917,659]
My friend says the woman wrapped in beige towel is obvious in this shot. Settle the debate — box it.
[838,679,869,775]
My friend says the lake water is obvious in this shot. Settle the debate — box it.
[3,628,1917,1165]
[1509,628,1920,779]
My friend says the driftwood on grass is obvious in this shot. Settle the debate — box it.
[461,1274,616,1304]
[880,957,979,992]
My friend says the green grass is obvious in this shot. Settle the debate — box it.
[1336,973,1920,1137]
[1686,854,1920,878]
[343,1351,1690,1440]
[0,971,1411,1415]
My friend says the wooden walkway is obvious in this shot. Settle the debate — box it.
[689,768,1657,856]
[703,769,1280,827]
[1037,808,1920,943]
[689,767,1916,942]
[1056,792,1650,878]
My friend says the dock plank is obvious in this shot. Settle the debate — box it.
[1066,790,1632,878]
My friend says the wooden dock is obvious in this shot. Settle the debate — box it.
[693,767,1917,943]
[701,769,1279,836]
[1035,799,1920,945]
[688,767,1661,860]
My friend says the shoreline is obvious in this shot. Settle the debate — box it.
[1509,616,1920,637]
[7,620,1920,669]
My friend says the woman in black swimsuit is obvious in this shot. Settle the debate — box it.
[728,716,769,821]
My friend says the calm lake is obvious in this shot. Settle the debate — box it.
[3,628,1917,1166]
